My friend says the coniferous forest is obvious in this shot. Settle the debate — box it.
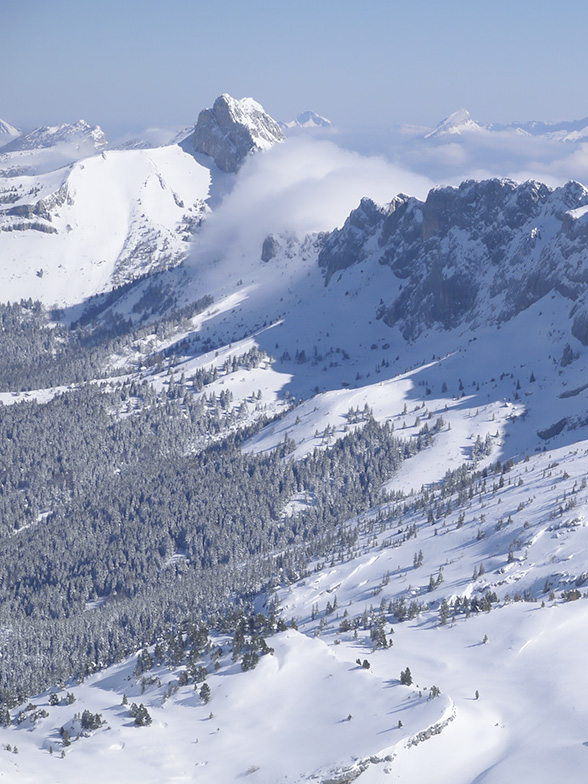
[0,299,432,704]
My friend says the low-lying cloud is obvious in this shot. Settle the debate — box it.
[190,136,434,268]
[396,129,588,189]
[189,128,588,280]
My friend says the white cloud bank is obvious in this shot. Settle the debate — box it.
[396,129,588,190]
[188,127,588,280]
[190,136,434,267]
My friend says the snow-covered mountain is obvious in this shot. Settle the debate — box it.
[0,120,109,177]
[189,94,285,172]
[500,116,588,141]
[424,110,588,144]
[0,146,210,304]
[0,118,20,148]
[1,120,107,153]
[424,109,487,139]
[281,110,332,131]
[0,95,289,306]
[319,178,588,342]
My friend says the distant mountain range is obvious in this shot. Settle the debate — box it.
[1,119,107,153]
[280,110,333,131]
[423,108,588,141]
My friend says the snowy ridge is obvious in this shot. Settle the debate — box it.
[318,178,588,341]
[503,115,588,141]
[113,126,195,151]
[0,122,108,178]
[1,120,107,153]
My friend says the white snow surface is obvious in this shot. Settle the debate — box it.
[0,145,210,305]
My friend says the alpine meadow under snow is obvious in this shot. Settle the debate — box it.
[1,94,588,783]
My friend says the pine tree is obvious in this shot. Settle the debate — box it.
[132,703,152,727]
[439,598,450,625]
[400,667,412,686]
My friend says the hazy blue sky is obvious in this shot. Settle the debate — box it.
[4,0,588,139]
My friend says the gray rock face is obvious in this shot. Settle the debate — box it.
[192,94,284,173]
[318,197,391,284]
[261,234,280,262]
[319,178,588,341]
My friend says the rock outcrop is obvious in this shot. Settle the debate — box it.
[319,178,588,341]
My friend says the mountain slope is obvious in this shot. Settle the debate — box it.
[2,417,588,783]
[0,145,210,305]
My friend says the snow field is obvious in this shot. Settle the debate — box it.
[0,146,210,307]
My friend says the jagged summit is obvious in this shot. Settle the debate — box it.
[0,118,20,148]
[1,119,108,153]
[281,110,332,131]
[191,94,284,173]
[425,108,486,139]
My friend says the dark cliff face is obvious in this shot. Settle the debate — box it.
[319,178,588,341]
[318,197,399,284]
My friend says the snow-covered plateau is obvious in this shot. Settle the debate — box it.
[1,97,588,783]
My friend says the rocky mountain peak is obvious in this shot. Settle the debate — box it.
[191,94,284,173]
[318,197,394,284]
